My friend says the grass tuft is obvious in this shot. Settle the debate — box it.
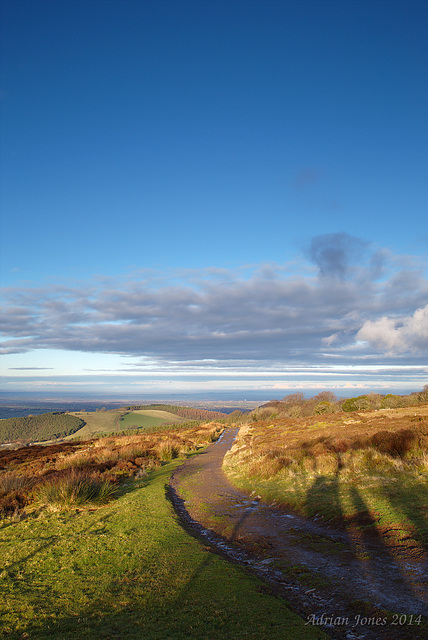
[34,470,116,509]
[0,472,31,494]
[155,440,179,461]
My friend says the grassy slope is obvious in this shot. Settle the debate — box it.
[131,409,186,418]
[0,460,326,640]
[66,409,188,440]
[65,410,123,439]
[223,407,428,548]
[119,409,186,429]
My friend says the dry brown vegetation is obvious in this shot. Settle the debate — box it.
[252,386,428,419]
[0,422,224,515]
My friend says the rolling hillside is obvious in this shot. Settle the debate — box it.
[0,413,85,445]
[0,405,227,445]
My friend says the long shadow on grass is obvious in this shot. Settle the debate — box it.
[3,511,111,572]
[304,474,343,525]
[169,498,257,608]
[347,485,425,608]
[304,472,427,613]
[376,478,428,549]
[1,475,148,573]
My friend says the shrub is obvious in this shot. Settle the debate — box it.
[341,395,375,412]
[287,405,302,418]
[353,396,372,411]
[314,401,333,414]
[369,429,416,457]
[342,398,358,412]
[0,490,29,516]
[380,394,404,409]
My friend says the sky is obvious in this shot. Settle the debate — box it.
[1,0,427,400]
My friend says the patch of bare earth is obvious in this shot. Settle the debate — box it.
[169,429,427,640]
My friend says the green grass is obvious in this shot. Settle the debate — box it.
[0,460,327,640]
[66,410,124,439]
[118,409,185,430]
[67,409,187,439]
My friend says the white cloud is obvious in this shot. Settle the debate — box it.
[357,304,428,354]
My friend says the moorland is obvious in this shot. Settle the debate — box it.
[0,390,427,639]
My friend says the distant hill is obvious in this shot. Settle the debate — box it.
[0,413,85,444]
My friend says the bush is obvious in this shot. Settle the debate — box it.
[342,395,371,411]
[380,394,404,409]
[314,401,333,414]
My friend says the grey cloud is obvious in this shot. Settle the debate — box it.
[1,244,427,365]
[8,367,54,370]
[369,248,389,281]
[308,233,369,280]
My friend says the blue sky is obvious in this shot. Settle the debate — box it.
[1,0,427,399]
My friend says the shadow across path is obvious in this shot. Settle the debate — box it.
[169,429,428,640]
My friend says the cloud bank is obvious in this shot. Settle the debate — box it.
[1,235,427,371]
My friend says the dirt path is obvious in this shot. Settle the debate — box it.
[168,429,427,640]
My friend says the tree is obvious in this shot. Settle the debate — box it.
[314,401,333,414]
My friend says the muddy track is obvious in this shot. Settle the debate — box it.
[168,429,427,640]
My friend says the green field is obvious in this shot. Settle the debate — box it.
[0,460,326,640]
[65,409,186,440]
[118,409,186,430]
[65,410,123,439]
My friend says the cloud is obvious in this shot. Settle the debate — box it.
[293,167,322,188]
[8,367,54,370]
[1,237,427,366]
[357,304,428,354]
[307,232,369,280]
